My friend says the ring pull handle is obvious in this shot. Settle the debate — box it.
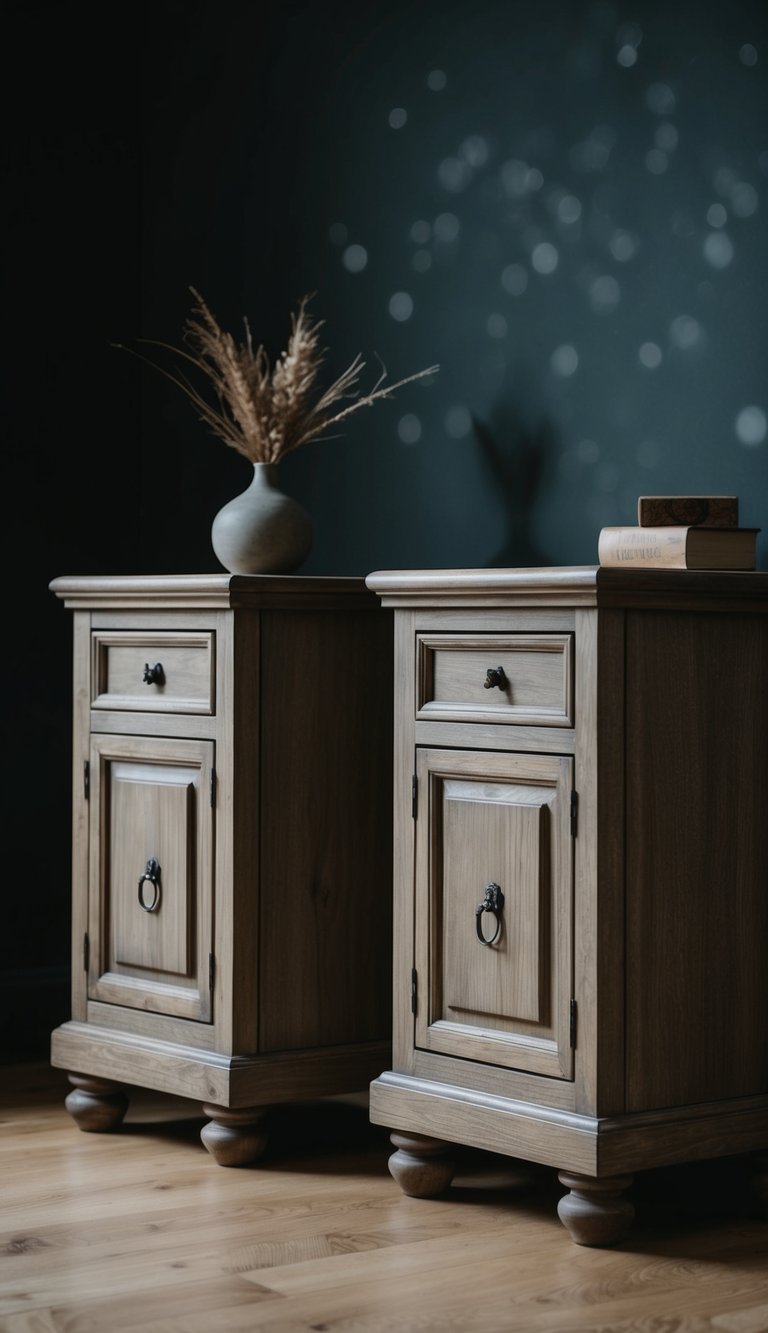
[138,857,162,913]
[475,881,504,945]
[143,662,165,686]
[484,666,507,691]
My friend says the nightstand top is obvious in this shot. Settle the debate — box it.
[365,565,768,612]
[48,573,379,611]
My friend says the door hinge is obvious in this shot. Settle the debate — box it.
[83,760,90,801]
[569,998,577,1049]
[83,932,90,973]
[210,769,217,808]
[570,789,578,837]
[412,774,418,819]
[411,967,418,1014]
[209,953,216,991]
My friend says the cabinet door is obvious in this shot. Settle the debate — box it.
[414,748,573,1079]
[87,734,214,1021]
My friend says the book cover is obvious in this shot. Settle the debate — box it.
[637,495,738,527]
[598,525,759,570]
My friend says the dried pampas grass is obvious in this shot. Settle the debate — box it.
[115,288,438,464]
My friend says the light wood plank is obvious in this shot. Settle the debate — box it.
[1,1064,765,1332]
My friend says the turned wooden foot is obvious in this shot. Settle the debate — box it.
[64,1074,129,1133]
[751,1152,768,1218]
[557,1171,635,1247]
[388,1131,456,1198]
[200,1104,268,1166]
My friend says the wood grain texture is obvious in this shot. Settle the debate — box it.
[4,1062,765,1330]
[625,611,768,1111]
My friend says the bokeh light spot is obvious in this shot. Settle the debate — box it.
[589,274,621,310]
[703,231,734,269]
[551,344,579,376]
[342,243,368,273]
[388,107,407,129]
[389,291,413,321]
[427,69,447,91]
[669,314,701,349]
[445,406,472,438]
[501,262,528,295]
[735,405,766,446]
[639,342,662,368]
[532,242,559,274]
[398,413,422,444]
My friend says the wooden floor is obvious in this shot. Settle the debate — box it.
[1,1063,766,1332]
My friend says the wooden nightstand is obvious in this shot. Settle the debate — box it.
[365,565,768,1245]
[50,574,393,1165]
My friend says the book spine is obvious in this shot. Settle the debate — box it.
[598,527,688,568]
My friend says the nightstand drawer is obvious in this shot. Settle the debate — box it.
[416,632,573,726]
[91,631,215,714]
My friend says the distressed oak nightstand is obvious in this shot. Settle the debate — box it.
[50,574,393,1165]
[365,565,768,1245]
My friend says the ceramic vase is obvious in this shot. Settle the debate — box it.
[211,463,313,575]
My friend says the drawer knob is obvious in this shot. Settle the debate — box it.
[475,882,504,946]
[143,662,166,686]
[137,857,162,913]
[484,666,507,691]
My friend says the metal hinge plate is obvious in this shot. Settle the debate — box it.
[209,953,216,991]
[84,760,90,801]
[83,932,90,973]
[412,774,418,818]
[411,967,418,1014]
[570,789,578,836]
[570,998,577,1048]
[210,769,217,808]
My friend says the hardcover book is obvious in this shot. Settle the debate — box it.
[598,525,759,570]
[637,495,738,527]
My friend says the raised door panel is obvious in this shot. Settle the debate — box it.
[414,748,573,1079]
[88,734,214,1021]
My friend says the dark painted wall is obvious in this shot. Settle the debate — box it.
[3,0,766,1057]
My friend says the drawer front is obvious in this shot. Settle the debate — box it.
[91,631,215,714]
[416,633,573,726]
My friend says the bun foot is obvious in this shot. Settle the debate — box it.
[64,1074,129,1132]
[388,1131,456,1198]
[557,1171,635,1247]
[200,1103,268,1166]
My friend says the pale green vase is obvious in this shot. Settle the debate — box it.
[210,463,313,575]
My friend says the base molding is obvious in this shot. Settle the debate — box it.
[51,1021,390,1107]
[369,1071,768,1177]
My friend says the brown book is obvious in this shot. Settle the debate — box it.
[637,495,738,527]
[598,525,759,570]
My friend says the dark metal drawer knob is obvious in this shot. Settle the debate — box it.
[143,662,165,686]
[484,666,507,691]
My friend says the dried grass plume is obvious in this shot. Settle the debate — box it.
[115,288,439,464]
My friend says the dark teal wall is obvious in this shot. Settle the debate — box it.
[137,0,767,573]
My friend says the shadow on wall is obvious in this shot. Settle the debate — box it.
[471,402,558,569]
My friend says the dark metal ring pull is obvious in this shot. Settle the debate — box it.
[484,666,507,691]
[143,662,165,686]
[138,857,162,912]
[475,881,504,945]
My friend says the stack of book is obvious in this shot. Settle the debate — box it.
[598,495,760,570]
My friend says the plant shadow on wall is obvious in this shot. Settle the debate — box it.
[114,289,438,575]
[471,401,558,569]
